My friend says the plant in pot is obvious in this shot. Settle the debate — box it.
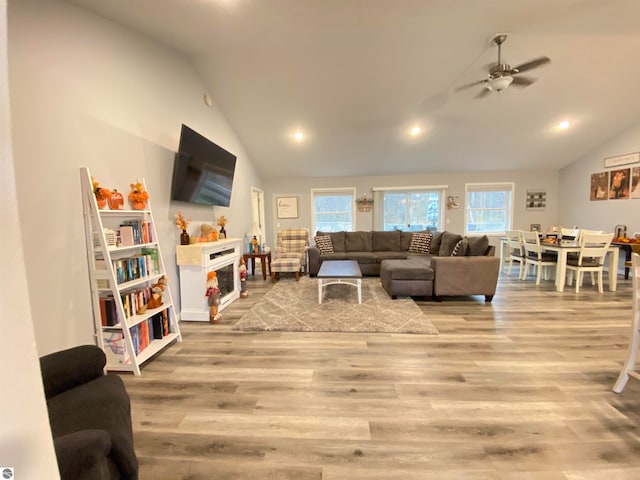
[175,211,191,245]
[128,181,149,210]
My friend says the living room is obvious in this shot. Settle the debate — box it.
[4,0,640,478]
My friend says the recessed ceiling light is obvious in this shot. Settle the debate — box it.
[293,131,304,142]
[558,120,571,129]
[410,126,422,136]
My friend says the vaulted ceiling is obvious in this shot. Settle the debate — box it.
[66,0,640,179]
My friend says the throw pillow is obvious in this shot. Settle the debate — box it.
[466,235,489,256]
[408,232,432,254]
[429,231,444,254]
[451,238,468,256]
[438,231,463,256]
[314,235,334,254]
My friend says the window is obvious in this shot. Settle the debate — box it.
[375,187,445,231]
[465,183,514,235]
[311,188,355,233]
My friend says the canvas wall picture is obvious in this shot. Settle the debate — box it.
[609,168,630,199]
[590,172,609,201]
[631,167,640,199]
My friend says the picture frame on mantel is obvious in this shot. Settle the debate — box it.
[276,196,298,219]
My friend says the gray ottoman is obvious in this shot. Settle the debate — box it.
[380,258,434,299]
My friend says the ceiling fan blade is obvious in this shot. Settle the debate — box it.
[475,87,491,99]
[513,56,551,74]
[510,75,536,88]
[455,79,487,92]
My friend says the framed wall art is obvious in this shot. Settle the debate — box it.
[609,168,630,199]
[631,167,640,199]
[526,190,546,210]
[276,196,299,219]
[590,172,609,201]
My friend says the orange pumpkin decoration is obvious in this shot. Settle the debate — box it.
[107,189,124,210]
[91,176,110,209]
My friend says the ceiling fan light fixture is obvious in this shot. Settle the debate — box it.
[487,75,513,92]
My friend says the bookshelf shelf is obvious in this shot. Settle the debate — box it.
[80,167,182,375]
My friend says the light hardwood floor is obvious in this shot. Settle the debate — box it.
[122,270,640,479]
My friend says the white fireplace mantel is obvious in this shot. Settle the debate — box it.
[176,238,241,322]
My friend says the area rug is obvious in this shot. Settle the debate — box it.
[233,276,439,334]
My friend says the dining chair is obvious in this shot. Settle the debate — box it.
[560,227,581,241]
[613,252,640,393]
[565,232,614,293]
[504,230,525,278]
[521,230,557,285]
[576,229,603,244]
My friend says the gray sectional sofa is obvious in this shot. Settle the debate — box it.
[308,230,500,301]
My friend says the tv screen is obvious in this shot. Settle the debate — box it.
[170,124,236,207]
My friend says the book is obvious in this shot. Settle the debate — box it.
[102,331,131,365]
[119,225,134,246]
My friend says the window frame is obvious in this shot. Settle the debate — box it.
[373,185,446,232]
[310,187,356,233]
[464,182,514,236]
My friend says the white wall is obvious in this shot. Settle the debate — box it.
[264,169,559,248]
[8,0,263,355]
[560,124,640,235]
[1,0,59,476]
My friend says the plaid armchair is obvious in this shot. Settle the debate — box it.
[271,228,310,280]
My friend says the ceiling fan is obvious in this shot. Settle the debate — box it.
[455,34,551,99]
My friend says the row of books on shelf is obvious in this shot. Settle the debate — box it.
[108,247,160,284]
[99,284,157,325]
[119,219,153,246]
[102,309,172,365]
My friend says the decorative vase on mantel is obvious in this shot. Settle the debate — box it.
[180,229,190,245]
[219,226,226,240]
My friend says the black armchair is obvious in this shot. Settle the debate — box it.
[40,345,138,480]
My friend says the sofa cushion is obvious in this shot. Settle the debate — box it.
[408,232,432,253]
[400,231,413,251]
[439,231,463,256]
[314,235,334,254]
[372,230,401,251]
[345,231,372,252]
[320,252,377,264]
[317,231,347,252]
[451,238,468,256]
[466,235,490,256]
[380,258,434,281]
[429,231,444,254]
[375,251,410,262]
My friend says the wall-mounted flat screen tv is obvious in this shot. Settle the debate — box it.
[170,124,237,207]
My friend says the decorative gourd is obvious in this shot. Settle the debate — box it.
[108,189,124,210]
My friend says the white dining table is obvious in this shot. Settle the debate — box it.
[540,241,619,292]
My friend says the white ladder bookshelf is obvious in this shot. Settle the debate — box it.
[80,167,181,375]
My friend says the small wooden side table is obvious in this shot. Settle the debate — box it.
[243,250,272,280]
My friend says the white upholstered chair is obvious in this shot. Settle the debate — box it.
[613,252,640,393]
[565,232,613,293]
[521,230,557,285]
[270,228,309,282]
[504,230,525,278]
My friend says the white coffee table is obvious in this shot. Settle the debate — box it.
[317,260,362,304]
